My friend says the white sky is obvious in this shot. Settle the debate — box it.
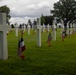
[0,0,59,24]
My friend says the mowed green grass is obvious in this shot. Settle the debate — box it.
[0,28,76,75]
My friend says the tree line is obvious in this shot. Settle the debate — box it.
[0,0,76,26]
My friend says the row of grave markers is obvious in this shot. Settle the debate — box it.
[0,12,76,60]
[15,23,51,36]
[0,13,43,60]
[0,13,54,60]
[14,19,76,39]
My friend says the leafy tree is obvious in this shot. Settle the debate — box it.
[11,24,14,28]
[40,14,45,25]
[28,19,32,25]
[28,19,33,28]
[51,0,76,36]
[51,0,76,22]
[0,5,11,25]
[19,24,22,29]
[33,19,37,25]
[44,15,54,25]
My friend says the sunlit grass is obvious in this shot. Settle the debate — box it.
[0,28,76,75]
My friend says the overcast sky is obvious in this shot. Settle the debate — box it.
[0,0,59,24]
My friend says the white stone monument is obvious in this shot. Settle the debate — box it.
[15,22,18,36]
[37,18,42,47]
[66,21,70,35]
[0,13,8,60]
[61,19,64,33]
[47,24,50,32]
[72,23,75,33]
[6,25,11,35]
[52,20,56,41]
[27,23,30,35]
[74,23,76,32]
[23,25,26,32]
[73,23,76,32]
[42,24,45,32]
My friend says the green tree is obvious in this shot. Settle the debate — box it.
[44,15,54,25]
[28,19,32,27]
[11,24,14,28]
[40,14,45,25]
[51,0,76,22]
[0,5,11,25]
[33,19,37,25]
[28,19,32,25]
[51,0,76,36]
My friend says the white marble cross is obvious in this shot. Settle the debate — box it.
[6,25,11,35]
[52,20,56,41]
[47,24,50,32]
[66,21,70,35]
[27,23,30,35]
[37,18,42,47]
[23,24,26,32]
[61,19,64,33]
[42,24,45,32]
[74,23,76,32]
[15,22,18,36]
[72,23,76,33]
[0,13,8,60]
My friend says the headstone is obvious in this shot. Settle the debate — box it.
[61,19,64,33]
[6,25,11,35]
[47,24,50,32]
[10,25,12,32]
[15,22,18,36]
[72,23,75,33]
[42,24,45,32]
[0,13,8,60]
[52,20,56,41]
[73,23,76,32]
[27,23,30,35]
[37,18,42,47]
[21,24,26,34]
[23,24,26,32]
[66,21,70,35]
[74,23,76,33]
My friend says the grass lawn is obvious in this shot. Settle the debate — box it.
[0,28,76,75]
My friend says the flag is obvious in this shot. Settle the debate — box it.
[17,37,25,59]
[20,37,25,52]
[47,33,52,47]
[47,33,52,42]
